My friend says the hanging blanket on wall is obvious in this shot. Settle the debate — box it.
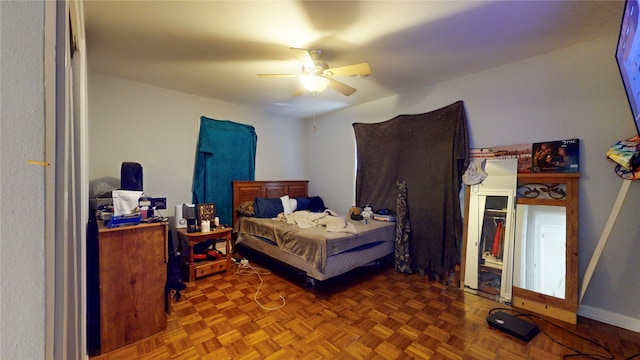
[192,117,257,225]
[353,101,469,279]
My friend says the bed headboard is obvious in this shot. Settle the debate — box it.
[232,180,309,226]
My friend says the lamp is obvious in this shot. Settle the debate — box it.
[300,75,330,93]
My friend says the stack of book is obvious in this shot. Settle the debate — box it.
[105,213,141,228]
[372,214,396,222]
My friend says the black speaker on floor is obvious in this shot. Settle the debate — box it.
[121,162,143,191]
[486,311,540,342]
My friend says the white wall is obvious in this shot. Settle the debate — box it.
[88,72,307,219]
[0,1,47,358]
[305,36,640,331]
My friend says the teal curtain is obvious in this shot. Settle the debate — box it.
[192,117,257,226]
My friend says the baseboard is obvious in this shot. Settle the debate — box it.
[578,304,640,332]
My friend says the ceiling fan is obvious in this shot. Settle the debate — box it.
[257,47,372,96]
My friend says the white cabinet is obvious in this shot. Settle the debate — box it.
[463,159,517,304]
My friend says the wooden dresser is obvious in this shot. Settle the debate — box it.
[97,222,168,353]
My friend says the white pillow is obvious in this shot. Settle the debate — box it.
[289,198,297,213]
[280,195,293,214]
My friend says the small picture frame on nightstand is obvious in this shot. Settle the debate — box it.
[197,203,216,225]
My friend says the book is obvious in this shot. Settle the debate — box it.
[373,214,396,222]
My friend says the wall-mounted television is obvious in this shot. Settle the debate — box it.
[616,0,640,137]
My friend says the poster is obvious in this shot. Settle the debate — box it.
[531,139,579,173]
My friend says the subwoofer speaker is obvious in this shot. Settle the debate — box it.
[121,162,143,191]
[486,311,540,342]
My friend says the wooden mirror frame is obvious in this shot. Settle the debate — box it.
[512,172,579,324]
[461,172,579,324]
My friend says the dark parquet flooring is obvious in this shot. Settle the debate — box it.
[91,260,640,360]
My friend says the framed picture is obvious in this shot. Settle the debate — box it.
[197,203,216,225]
[532,139,579,173]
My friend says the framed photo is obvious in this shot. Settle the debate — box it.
[197,203,216,225]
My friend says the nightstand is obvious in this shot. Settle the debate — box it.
[176,227,232,282]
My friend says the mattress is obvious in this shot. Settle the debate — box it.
[236,233,395,282]
[235,215,395,273]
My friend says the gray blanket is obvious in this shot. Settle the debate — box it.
[235,216,394,272]
[353,101,468,278]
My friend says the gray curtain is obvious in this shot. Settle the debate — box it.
[353,101,468,279]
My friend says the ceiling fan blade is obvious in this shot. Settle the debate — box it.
[290,47,316,70]
[329,78,357,96]
[325,62,371,77]
[257,73,297,78]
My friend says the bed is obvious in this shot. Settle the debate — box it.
[232,180,396,285]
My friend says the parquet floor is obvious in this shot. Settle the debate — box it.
[91,259,640,360]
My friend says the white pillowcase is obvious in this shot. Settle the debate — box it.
[280,195,297,215]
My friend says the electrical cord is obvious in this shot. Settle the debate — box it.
[488,308,614,360]
[235,260,286,311]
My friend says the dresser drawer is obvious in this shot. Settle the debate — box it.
[195,260,227,278]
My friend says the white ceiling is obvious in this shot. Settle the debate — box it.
[83,1,623,118]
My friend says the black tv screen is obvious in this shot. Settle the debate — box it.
[616,0,640,136]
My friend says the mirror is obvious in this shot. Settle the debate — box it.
[462,159,518,304]
[514,204,566,299]
[465,192,515,303]
[511,173,579,324]
[461,166,579,324]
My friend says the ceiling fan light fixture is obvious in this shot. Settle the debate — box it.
[300,75,330,93]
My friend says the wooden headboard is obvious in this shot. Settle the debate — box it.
[232,180,309,226]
